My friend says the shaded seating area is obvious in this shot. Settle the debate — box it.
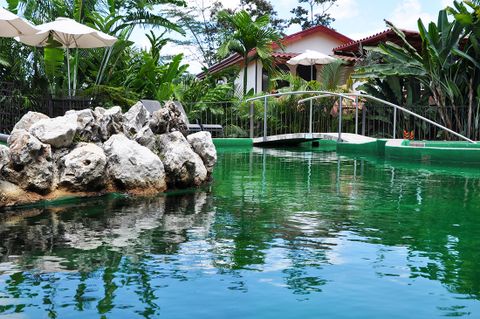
[140,100,224,136]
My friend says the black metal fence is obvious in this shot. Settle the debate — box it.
[0,82,93,133]
[1,80,476,141]
[182,100,477,141]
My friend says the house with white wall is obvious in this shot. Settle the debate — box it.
[197,25,354,95]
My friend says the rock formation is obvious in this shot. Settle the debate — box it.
[0,101,217,207]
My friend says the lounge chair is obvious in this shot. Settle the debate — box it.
[172,102,224,137]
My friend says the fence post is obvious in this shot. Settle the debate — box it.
[355,96,359,135]
[249,102,254,138]
[48,96,53,117]
[338,96,343,142]
[393,106,397,139]
[362,105,366,136]
[263,96,268,141]
[309,99,313,134]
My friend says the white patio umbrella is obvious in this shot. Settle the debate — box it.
[18,17,117,96]
[0,7,38,37]
[287,49,337,81]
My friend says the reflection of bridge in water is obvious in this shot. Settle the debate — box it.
[246,91,475,147]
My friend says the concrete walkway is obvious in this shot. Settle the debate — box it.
[252,133,376,146]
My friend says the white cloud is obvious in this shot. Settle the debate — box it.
[186,0,240,12]
[441,0,455,8]
[329,0,360,20]
[388,0,434,31]
[347,27,385,42]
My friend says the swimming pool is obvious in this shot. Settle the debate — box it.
[0,146,479,318]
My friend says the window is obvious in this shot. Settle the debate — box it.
[297,65,316,81]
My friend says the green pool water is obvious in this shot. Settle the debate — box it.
[1,147,480,318]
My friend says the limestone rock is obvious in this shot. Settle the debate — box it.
[12,112,49,132]
[95,106,124,141]
[124,102,149,136]
[30,114,77,148]
[134,126,156,150]
[0,179,41,207]
[187,131,217,173]
[0,145,9,171]
[156,131,207,187]
[4,129,54,193]
[149,107,171,134]
[103,134,166,192]
[66,109,99,142]
[8,129,48,166]
[59,143,107,191]
[150,102,188,136]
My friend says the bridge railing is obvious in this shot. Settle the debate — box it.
[245,91,347,139]
[299,92,475,143]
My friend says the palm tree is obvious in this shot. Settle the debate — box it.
[217,10,283,96]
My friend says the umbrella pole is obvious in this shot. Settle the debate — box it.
[311,65,313,81]
[66,47,71,97]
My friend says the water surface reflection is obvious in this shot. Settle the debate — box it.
[0,148,479,318]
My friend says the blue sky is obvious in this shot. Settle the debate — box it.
[322,0,455,40]
[1,0,457,72]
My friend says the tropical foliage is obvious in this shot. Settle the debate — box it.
[218,10,283,95]
[355,1,480,139]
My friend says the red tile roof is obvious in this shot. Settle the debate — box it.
[333,28,421,55]
[276,25,352,48]
[271,52,299,59]
[197,25,352,79]
[333,54,359,63]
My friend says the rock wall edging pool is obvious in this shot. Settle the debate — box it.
[0,101,217,207]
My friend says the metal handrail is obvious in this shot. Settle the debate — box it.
[297,93,356,142]
[246,91,354,139]
[301,91,475,144]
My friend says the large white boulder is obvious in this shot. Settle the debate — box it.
[156,131,207,187]
[103,134,166,192]
[30,114,77,148]
[124,101,149,136]
[149,102,188,136]
[11,112,49,132]
[65,109,99,142]
[149,107,171,134]
[4,129,54,193]
[95,106,124,141]
[187,131,217,173]
[59,143,107,191]
[0,145,9,171]
[134,126,156,150]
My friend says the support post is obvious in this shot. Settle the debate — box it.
[249,102,254,138]
[338,96,343,142]
[362,105,366,136]
[355,96,359,135]
[393,106,397,139]
[66,47,71,97]
[263,96,268,141]
[309,99,313,134]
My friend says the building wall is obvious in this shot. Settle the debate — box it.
[234,60,264,95]
[235,33,347,95]
[275,33,345,55]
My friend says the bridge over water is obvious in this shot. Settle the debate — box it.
[245,91,474,147]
